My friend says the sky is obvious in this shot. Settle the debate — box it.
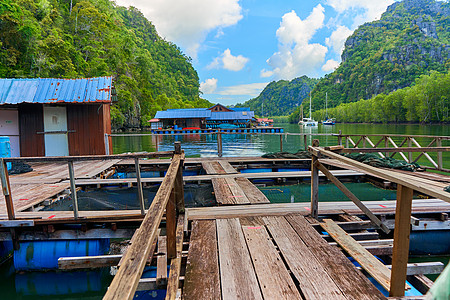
[114,0,396,105]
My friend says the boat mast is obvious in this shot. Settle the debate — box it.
[325,92,328,119]
[309,92,312,119]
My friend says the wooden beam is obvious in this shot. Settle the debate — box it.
[311,155,319,219]
[389,185,413,297]
[59,254,122,269]
[309,147,450,203]
[320,219,407,292]
[135,158,145,215]
[166,188,177,259]
[0,158,15,220]
[103,154,181,300]
[165,215,184,300]
[156,236,167,286]
[341,147,450,153]
[314,160,390,234]
[406,275,434,294]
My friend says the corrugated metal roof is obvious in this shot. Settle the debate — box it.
[0,77,113,104]
[231,107,251,111]
[155,109,211,119]
[208,111,253,120]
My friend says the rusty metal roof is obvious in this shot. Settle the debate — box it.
[0,76,113,104]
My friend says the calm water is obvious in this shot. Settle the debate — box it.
[113,123,449,168]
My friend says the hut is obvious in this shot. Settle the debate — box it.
[154,104,255,129]
[0,76,115,157]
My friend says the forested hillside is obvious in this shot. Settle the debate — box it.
[0,0,211,128]
[308,0,450,113]
[312,71,449,123]
[235,76,318,117]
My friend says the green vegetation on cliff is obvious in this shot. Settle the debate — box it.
[308,0,450,113]
[235,76,319,117]
[312,71,449,123]
[0,0,211,128]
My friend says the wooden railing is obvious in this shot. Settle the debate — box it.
[308,145,450,297]
[103,143,185,300]
[338,134,450,171]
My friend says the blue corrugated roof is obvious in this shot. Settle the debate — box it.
[0,77,113,104]
[208,111,253,120]
[231,107,251,111]
[155,109,211,119]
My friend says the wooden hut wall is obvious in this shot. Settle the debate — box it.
[67,104,109,155]
[18,104,45,157]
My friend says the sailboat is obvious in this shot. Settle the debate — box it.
[322,92,335,125]
[298,93,318,126]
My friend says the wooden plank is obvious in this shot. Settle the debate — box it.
[103,154,180,300]
[157,236,167,286]
[311,155,319,219]
[390,185,413,297]
[235,177,270,204]
[165,215,184,300]
[202,162,218,175]
[242,223,302,299]
[312,147,450,203]
[59,255,122,269]
[211,178,233,205]
[263,216,347,299]
[218,161,238,174]
[286,214,386,300]
[314,160,390,233]
[406,275,434,294]
[224,177,250,204]
[216,218,263,300]
[183,220,220,300]
[320,219,407,292]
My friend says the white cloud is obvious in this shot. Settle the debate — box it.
[265,5,328,79]
[326,0,394,25]
[114,0,243,58]
[200,78,218,94]
[322,59,340,72]
[207,49,249,71]
[325,25,353,54]
[260,69,274,78]
[218,82,268,97]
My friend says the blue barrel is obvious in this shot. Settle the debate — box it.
[409,230,450,255]
[14,239,110,270]
[0,136,11,170]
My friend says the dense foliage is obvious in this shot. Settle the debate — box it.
[308,0,450,113]
[312,71,450,123]
[0,0,211,128]
[235,76,319,117]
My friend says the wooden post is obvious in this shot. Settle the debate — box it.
[104,133,110,155]
[310,140,320,219]
[135,158,145,215]
[174,142,185,213]
[436,138,443,170]
[345,136,349,148]
[166,187,176,259]
[217,132,223,157]
[408,138,412,163]
[67,161,79,219]
[385,136,389,158]
[279,134,283,152]
[338,130,342,146]
[0,158,15,220]
[389,184,413,297]
[303,135,307,151]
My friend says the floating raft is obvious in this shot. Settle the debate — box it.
[150,127,284,134]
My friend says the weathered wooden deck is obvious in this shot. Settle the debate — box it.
[184,215,386,300]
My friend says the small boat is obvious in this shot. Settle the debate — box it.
[322,118,336,125]
[321,92,335,125]
[218,123,239,129]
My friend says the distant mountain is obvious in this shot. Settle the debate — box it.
[307,0,450,114]
[235,76,319,117]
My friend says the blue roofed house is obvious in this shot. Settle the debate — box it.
[153,104,255,130]
[0,77,115,157]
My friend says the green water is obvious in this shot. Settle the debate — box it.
[112,123,449,168]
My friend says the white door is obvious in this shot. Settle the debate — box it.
[43,106,69,156]
[0,109,20,157]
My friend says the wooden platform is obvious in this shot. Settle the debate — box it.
[183,215,386,300]
[0,160,120,215]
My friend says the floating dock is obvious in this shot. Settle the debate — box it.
[150,127,284,134]
[0,142,449,299]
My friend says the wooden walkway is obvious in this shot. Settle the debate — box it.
[0,160,120,215]
[184,215,386,300]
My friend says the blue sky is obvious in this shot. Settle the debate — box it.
[115,0,396,105]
